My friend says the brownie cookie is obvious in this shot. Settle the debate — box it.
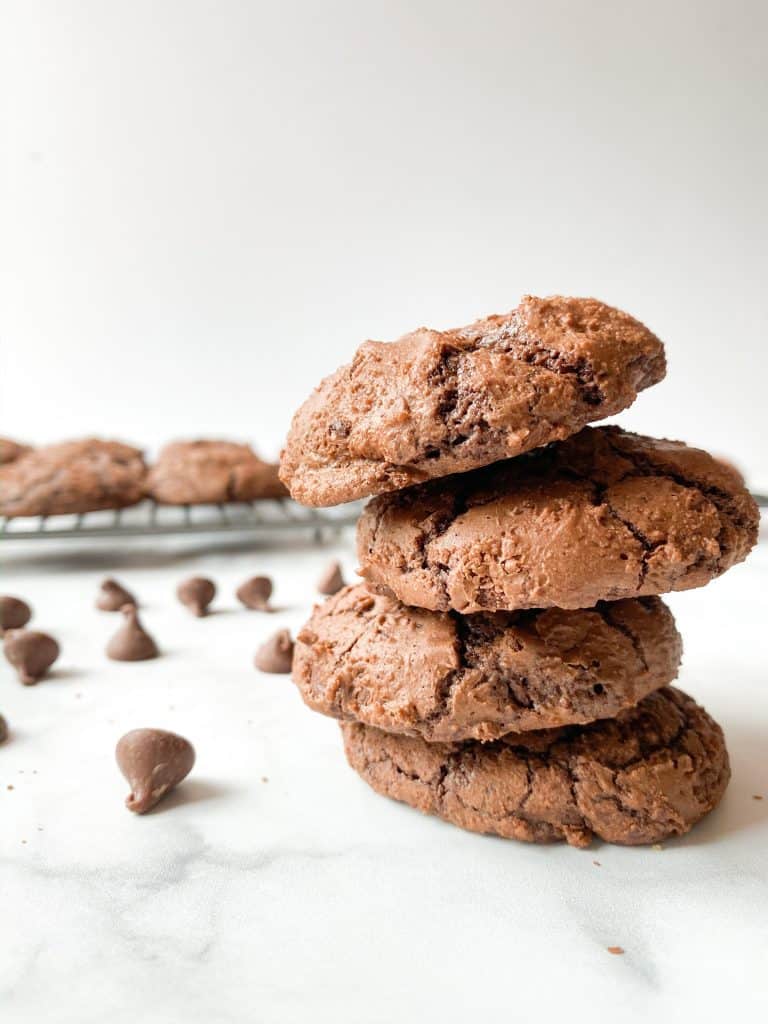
[342,687,729,847]
[147,440,287,504]
[294,584,682,741]
[0,439,146,518]
[280,296,665,506]
[358,426,759,613]
[0,438,31,465]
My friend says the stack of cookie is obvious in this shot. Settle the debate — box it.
[281,296,759,847]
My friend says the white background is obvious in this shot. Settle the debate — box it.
[1,0,766,484]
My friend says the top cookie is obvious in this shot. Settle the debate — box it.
[147,440,287,505]
[0,439,147,518]
[357,426,759,613]
[280,296,666,506]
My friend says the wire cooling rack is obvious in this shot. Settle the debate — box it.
[1,493,765,545]
[0,499,361,544]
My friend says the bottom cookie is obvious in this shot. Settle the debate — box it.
[341,687,729,847]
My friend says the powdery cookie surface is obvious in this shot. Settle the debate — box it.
[358,426,759,612]
[280,296,665,506]
[342,687,729,847]
[0,439,146,518]
[294,584,681,741]
[147,440,287,505]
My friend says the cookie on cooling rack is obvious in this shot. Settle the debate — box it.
[0,439,147,518]
[147,440,287,505]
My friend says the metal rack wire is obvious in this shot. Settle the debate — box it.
[0,498,361,544]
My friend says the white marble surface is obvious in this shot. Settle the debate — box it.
[2,527,767,1023]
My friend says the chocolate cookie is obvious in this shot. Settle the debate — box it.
[295,584,681,740]
[0,439,146,518]
[358,426,759,613]
[342,687,729,847]
[0,437,31,465]
[280,296,665,506]
[147,440,287,505]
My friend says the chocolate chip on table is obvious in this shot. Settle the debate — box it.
[115,728,195,814]
[3,630,60,685]
[96,578,137,612]
[176,577,216,617]
[316,560,345,596]
[254,629,294,673]
[236,575,273,611]
[0,595,32,634]
[106,605,159,661]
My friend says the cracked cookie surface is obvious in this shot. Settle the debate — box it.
[342,687,729,846]
[295,584,682,740]
[280,295,666,506]
[0,439,146,517]
[357,426,759,612]
[147,440,287,505]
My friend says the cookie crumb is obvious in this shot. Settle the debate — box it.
[752,794,763,801]
[592,860,601,867]
[607,946,624,956]
[6,784,14,791]
[21,839,27,845]
[261,776,269,783]
[652,843,664,851]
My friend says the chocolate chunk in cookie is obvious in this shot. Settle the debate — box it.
[294,584,682,741]
[147,440,286,505]
[0,439,146,518]
[280,296,665,506]
[358,426,759,613]
[342,687,729,847]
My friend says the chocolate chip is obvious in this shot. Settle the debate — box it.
[176,577,216,617]
[236,575,273,611]
[0,714,8,743]
[3,629,59,685]
[96,578,137,612]
[254,629,294,673]
[106,605,159,661]
[115,728,195,814]
[0,595,31,634]
[316,560,345,596]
